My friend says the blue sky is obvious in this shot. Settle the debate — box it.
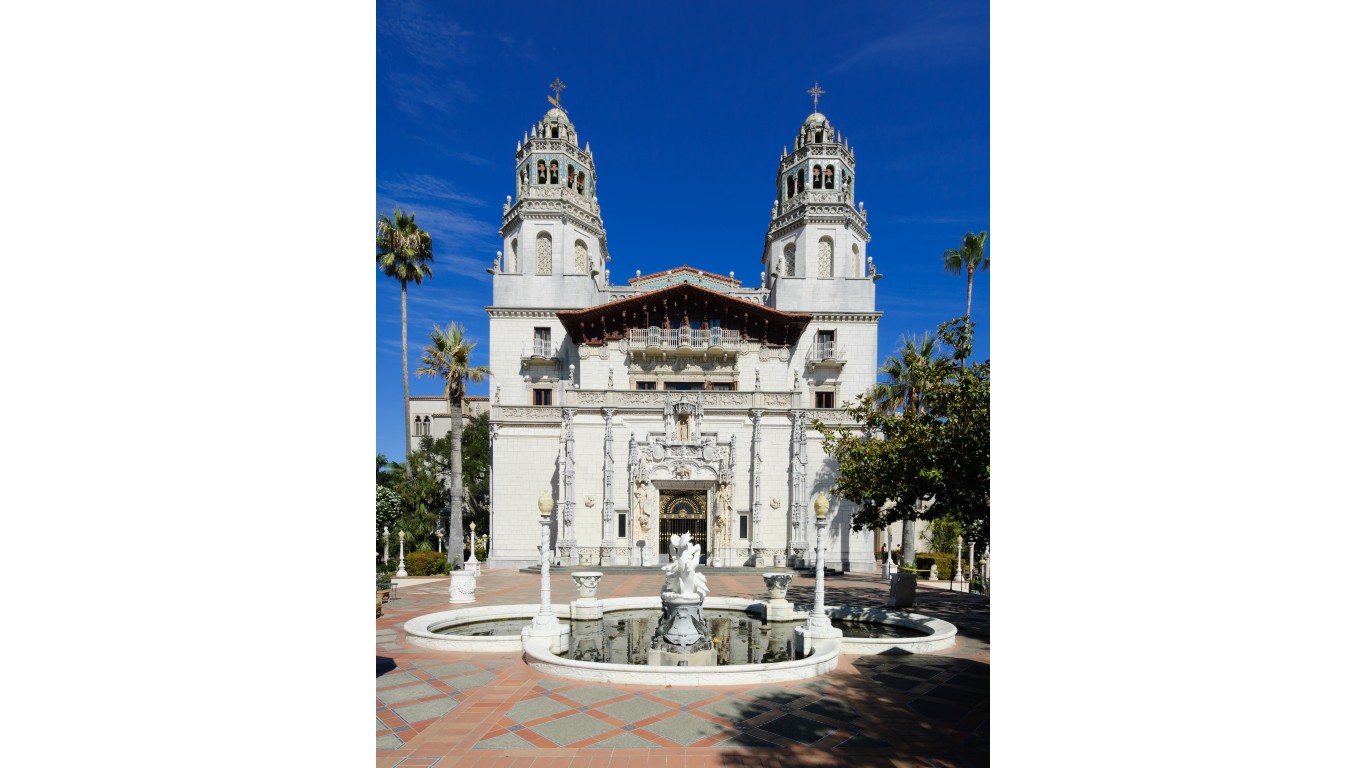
[376,0,989,461]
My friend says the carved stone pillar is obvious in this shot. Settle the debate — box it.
[559,408,577,564]
[600,408,615,565]
[789,410,809,566]
[750,409,764,554]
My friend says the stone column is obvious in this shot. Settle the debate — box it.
[526,490,569,651]
[601,409,615,565]
[487,423,498,565]
[749,409,764,559]
[788,410,810,566]
[795,494,841,656]
[560,408,577,564]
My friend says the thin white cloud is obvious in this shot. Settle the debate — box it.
[829,16,985,74]
[379,173,487,206]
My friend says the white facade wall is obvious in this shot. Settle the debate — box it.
[476,105,890,573]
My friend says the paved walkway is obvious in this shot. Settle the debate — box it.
[377,569,989,767]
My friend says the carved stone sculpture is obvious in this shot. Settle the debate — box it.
[661,532,709,599]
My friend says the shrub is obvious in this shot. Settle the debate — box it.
[915,552,958,579]
[404,550,451,576]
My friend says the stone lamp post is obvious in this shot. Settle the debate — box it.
[955,535,964,593]
[466,521,480,577]
[524,490,570,652]
[795,493,842,656]
[382,526,390,565]
[396,529,407,578]
[435,526,444,554]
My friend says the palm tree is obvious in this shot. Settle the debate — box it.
[377,208,435,478]
[942,231,989,319]
[870,332,949,415]
[417,322,490,567]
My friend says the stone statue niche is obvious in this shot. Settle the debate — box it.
[647,532,716,666]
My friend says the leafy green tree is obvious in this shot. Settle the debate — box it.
[417,322,489,566]
[942,231,989,319]
[411,411,491,558]
[921,515,964,554]
[869,331,950,415]
[818,315,990,554]
[376,208,434,478]
[376,485,401,561]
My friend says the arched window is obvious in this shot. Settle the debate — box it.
[422,416,431,436]
[551,125,560,139]
[567,164,575,188]
[815,130,824,143]
[787,175,795,199]
[851,242,860,277]
[818,237,834,278]
[577,172,584,195]
[413,415,422,435]
[536,160,546,184]
[797,170,805,193]
[509,238,518,272]
[825,165,835,189]
[783,243,796,277]
[574,240,589,274]
[813,166,822,190]
[536,232,552,275]
[549,160,559,185]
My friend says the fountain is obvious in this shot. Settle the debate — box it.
[405,494,959,684]
[647,532,715,666]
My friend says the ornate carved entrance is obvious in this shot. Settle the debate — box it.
[658,490,708,558]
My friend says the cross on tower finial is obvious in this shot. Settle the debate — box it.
[806,82,826,112]
[548,77,566,109]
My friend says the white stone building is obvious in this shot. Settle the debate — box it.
[439,100,890,572]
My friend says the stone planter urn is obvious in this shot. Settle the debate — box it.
[929,563,939,581]
[762,572,796,621]
[763,572,793,600]
[571,571,603,599]
[449,569,476,604]
[570,571,604,620]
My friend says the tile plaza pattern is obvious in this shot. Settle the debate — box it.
[376,568,989,767]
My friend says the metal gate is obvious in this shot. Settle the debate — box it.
[658,490,708,558]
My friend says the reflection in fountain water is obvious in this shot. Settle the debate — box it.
[436,609,930,666]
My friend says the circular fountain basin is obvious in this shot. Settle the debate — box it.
[402,596,958,685]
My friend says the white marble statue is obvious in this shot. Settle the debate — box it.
[661,532,709,598]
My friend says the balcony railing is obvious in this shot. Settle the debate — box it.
[626,327,742,351]
[806,342,846,367]
[522,339,555,359]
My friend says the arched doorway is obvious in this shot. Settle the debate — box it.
[658,489,708,560]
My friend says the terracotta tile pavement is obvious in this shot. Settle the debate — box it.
[377,568,988,767]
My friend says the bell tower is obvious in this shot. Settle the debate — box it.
[762,84,874,313]
[493,78,610,309]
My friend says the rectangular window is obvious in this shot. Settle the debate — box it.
[635,381,656,390]
[664,381,703,390]
[617,512,627,538]
[739,514,749,540]
[710,382,735,391]
[533,327,551,357]
[815,391,834,409]
[533,388,553,406]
